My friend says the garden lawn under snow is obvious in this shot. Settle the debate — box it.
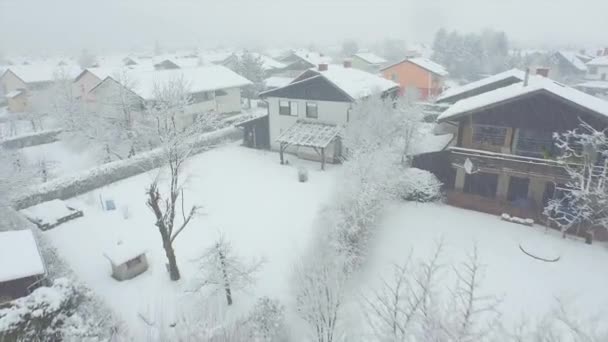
[360,202,608,333]
[43,144,337,338]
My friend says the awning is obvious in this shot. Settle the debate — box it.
[276,120,341,149]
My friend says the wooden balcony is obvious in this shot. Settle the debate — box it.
[448,146,571,181]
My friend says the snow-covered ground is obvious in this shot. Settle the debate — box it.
[362,202,608,331]
[43,144,337,338]
[20,140,98,179]
[39,145,608,338]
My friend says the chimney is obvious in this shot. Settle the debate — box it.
[343,59,352,68]
[604,47,608,56]
[523,68,530,86]
[536,67,550,77]
[318,63,328,71]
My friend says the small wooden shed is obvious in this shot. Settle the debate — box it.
[20,199,83,231]
[0,230,47,304]
[103,242,148,281]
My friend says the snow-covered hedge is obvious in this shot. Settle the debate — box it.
[393,168,442,202]
[1,129,62,149]
[0,278,77,341]
[13,127,242,210]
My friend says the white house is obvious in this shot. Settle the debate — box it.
[576,50,608,95]
[351,52,387,73]
[89,65,252,127]
[259,62,399,166]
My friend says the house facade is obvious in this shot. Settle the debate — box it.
[432,76,608,238]
[259,63,398,164]
[351,52,387,73]
[380,57,448,100]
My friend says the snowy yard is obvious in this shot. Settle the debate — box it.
[21,140,98,179]
[43,144,337,338]
[361,202,608,332]
[39,145,608,338]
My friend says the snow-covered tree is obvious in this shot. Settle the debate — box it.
[194,235,264,305]
[341,40,359,57]
[77,49,97,68]
[544,121,608,239]
[0,148,34,207]
[231,52,265,108]
[246,297,287,342]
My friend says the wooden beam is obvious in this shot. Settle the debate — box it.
[280,143,285,165]
[321,148,326,171]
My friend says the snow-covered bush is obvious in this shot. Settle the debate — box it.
[0,278,78,341]
[246,297,286,342]
[393,168,442,202]
[297,167,309,183]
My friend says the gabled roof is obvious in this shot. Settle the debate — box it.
[2,64,81,84]
[588,56,608,67]
[353,52,387,65]
[93,65,252,101]
[437,75,608,122]
[264,76,293,89]
[287,50,332,66]
[5,89,25,98]
[381,57,448,77]
[225,52,286,71]
[276,120,341,148]
[436,69,526,103]
[0,230,45,282]
[555,51,588,72]
[260,65,398,101]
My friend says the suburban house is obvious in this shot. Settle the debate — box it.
[0,64,81,112]
[258,62,399,168]
[73,67,140,103]
[278,50,332,76]
[351,52,387,73]
[380,57,448,100]
[222,52,287,77]
[427,74,608,239]
[576,50,608,96]
[546,50,591,84]
[0,229,47,304]
[89,65,252,127]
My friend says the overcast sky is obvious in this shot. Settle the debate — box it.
[0,0,606,55]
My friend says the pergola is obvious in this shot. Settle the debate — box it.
[276,120,341,170]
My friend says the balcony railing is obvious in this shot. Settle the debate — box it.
[448,146,571,180]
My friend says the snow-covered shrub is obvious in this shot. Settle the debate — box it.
[0,278,78,341]
[393,168,442,202]
[247,297,286,342]
[297,167,308,183]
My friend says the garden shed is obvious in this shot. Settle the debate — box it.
[20,199,83,230]
[0,230,47,304]
[103,242,148,281]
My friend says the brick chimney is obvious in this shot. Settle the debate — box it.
[536,67,550,77]
[343,60,352,68]
[318,63,328,71]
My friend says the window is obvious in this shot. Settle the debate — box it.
[463,172,498,198]
[391,73,398,81]
[514,129,555,158]
[306,102,318,118]
[472,124,508,146]
[126,256,141,269]
[507,176,530,202]
[290,101,298,116]
[191,91,212,103]
[279,100,290,115]
[589,66,598,75]
[215,89,228,96]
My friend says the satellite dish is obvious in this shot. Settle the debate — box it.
[464,158,476,174]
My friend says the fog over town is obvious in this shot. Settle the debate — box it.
[1,1,608,341]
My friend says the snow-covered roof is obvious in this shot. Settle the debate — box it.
[292,50,332,66]
[316,65,399,99]
[409,133,454,155]
[588,56,608,67]
[264,76,293,89]
[19,199,78,227]
[576,80,608,90]
[198,50,234,64]
[3,64,81,84]
[0,230,45,282]
[436,69,526,102]
[5,89,24,98]
[276,120,341,148]
[113,65,252,100]
[556,51,588,72]
[438,75,608,122]
[233,52,286,71]
[104,241,146,266]
[381,57,448,77]
[353,52,387,65]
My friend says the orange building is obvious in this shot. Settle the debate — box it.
[380,57,448,100]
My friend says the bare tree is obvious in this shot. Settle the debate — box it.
[194,235,264,305]
[544,120,608,240]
